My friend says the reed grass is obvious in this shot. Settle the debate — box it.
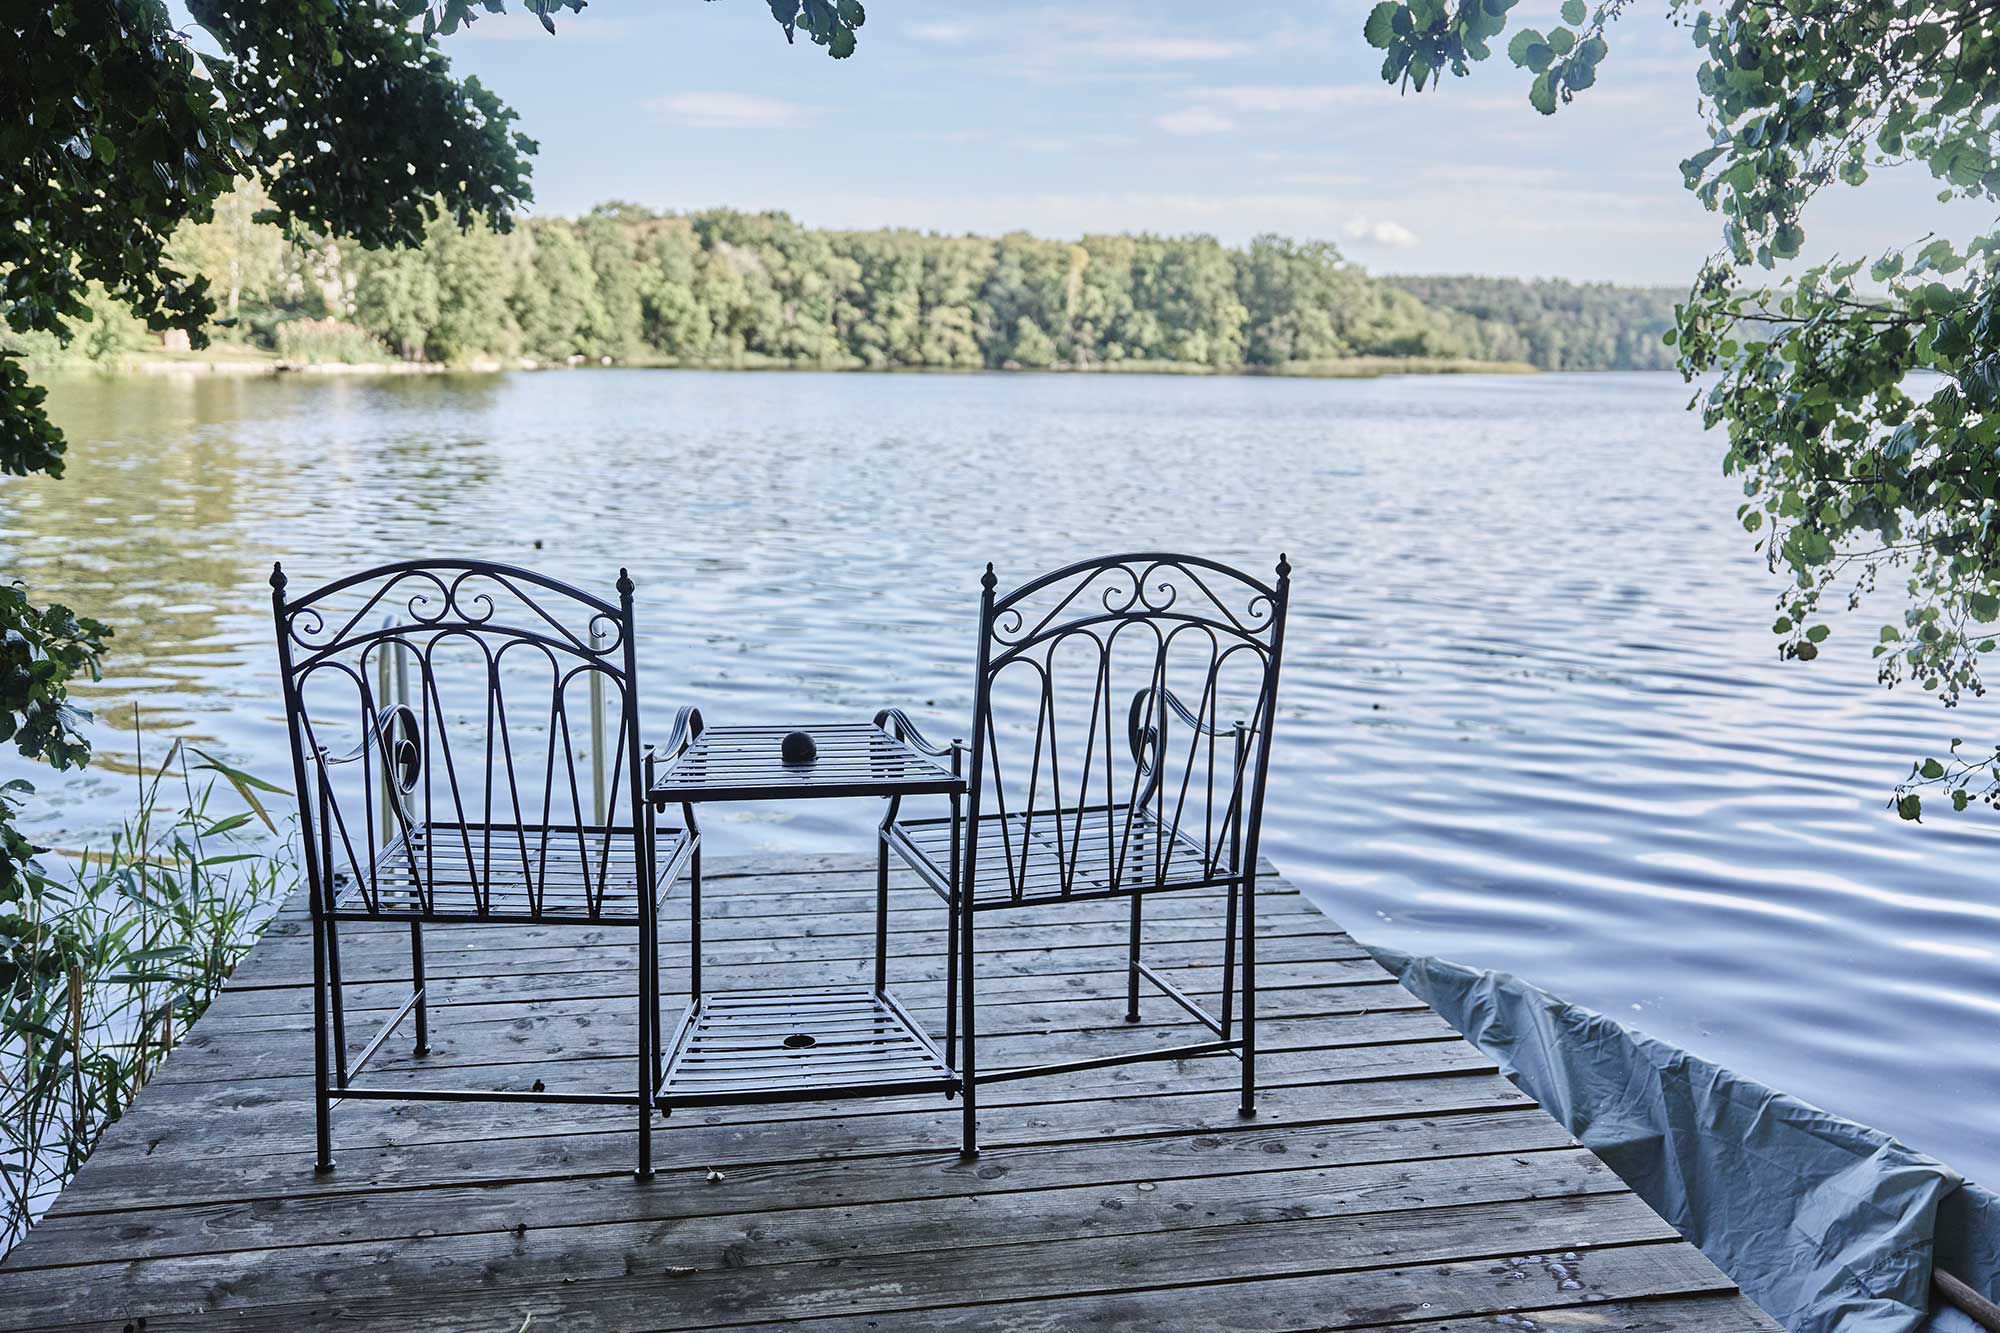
[0,724,294,1255]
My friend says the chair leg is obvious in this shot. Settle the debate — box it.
[959,896,978,1159]
[650,896,665,1089]
[688,845,703,1000]
[1239,868,1257,1119]
[1125,891,1144,1023]
[945,788,963,1071]
[637,910,656,1182]
[874,836,890,995]
[311,912,335,1174]
[409,922,430,1057]
[1220,879,1240,1038]
[944,886,959,1069]
[326,914,349,1088]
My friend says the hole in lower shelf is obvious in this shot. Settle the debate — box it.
[783,1033,817,1050]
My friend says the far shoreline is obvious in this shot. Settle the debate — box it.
[26,347,1543,383]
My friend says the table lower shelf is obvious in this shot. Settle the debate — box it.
[656,986,959,1109]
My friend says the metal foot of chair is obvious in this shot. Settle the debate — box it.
[314,1159,337,1174]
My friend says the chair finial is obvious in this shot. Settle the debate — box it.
[617,567,634,597]
[1276,552,1292,581]
[981,562,998,591]
[269,562,286,592]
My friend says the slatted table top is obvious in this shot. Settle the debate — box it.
[651,722,965,802]
[0,852,1778,1332]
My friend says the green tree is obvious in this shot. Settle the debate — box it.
[577,206,650,358]
[354,244,444,362]
[918,237,997,368]
[167,182,287,330]
[834,231,927,367]
[1237,236,1353,365]
[1134,236,1247,367]
[982,234,1081,367]
[428,214,522,364]
[637,219,715,357]
[1075,235,1141,364]
[1365,0,2000,817]
[512,220,607,361]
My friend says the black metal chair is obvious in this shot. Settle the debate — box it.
[880,553,1291,1157]
[270,559,696,1178]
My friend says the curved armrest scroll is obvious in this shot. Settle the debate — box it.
[317,703,422,793]
[1129,687,1248,808]
[659,705,705,762]
[873,707,957,758]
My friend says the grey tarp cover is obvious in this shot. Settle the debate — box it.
[1368,946,2000,1333]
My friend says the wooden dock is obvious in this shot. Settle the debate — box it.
[0,853,1776,1331]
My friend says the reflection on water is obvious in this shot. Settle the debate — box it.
[8,368,1998,1182]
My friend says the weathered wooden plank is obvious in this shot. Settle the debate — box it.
[195,954,1394,1026]
[225,908,1335,990]
[702,1243,1752,1333]
[40,1042,1500,1223]
[67,1055,1523,1188]
[1351,1293,1782,1331]
[12,1110,1576,1269]
[11,1194,1695,1333]
[0,1147,1624,1325]
[154,981,1435,1086]
[260,871,1296,939]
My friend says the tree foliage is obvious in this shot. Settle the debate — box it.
[0,0,861,898]
[114,198,1675,374]
[1388,275,1680,369]
[1367,0,2000,820]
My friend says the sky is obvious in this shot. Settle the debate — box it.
[429,1,1946,284]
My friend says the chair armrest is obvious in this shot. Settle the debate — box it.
[1130,686,1235,741]
[873,707,958,759]
[658,705,704,762]
[1129,687,1248,808]
[317,703,422,787]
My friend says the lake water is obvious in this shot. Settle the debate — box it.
[11,368,1999,1183]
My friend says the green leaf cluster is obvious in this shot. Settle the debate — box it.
[0,1,848,898]
[1363,0,2000,817]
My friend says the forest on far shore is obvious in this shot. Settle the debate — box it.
[12,185,1681,376]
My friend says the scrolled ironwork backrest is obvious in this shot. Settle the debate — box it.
[969,553,1290,902]
[270,559,644,919]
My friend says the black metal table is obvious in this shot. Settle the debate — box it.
[647,720,966,1114]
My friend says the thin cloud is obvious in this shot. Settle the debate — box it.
[1077,36,1257,62]
[1156,107,1236,136]
[1013,132,1139,153]
[644,92,810,130]
[909,20,978,44]
[1343,216,1421,249]
[1192,84,1385,113]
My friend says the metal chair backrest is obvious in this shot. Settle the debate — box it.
[270,559,647,920]
[964,553,1290,905]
